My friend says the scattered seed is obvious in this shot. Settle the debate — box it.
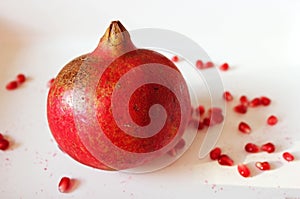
[204,61,214,68]
[196,60,204,69]
[0,139,9,151]
[198,105,205,115]
[249,98,261,107]
[260,96,271,106]
[237,164,251,177]
[282,152,295,162]
[239,95,249,106]
[58,177,71,193]
[234,104,247,114]
[261,142,275,153]
[218,154,234,166]
[171,55,179,62]
[203,117,211,126]
[210,147,222,160]
[267,115,278,126]
[223,91,233,101]
[238,122,251,134]
[16,74,26,83]
[48,78,55,88]
[244,143,259,153]
[5,81,18,90]
[255,161,271,171]
[219,63,229,71]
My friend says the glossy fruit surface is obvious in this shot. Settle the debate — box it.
[47,21,191,170]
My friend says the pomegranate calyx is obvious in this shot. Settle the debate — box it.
[100,21,130,46]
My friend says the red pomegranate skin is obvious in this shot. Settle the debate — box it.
[47,21,191,170]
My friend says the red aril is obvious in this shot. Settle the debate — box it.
[196,60,204,69]
[267,115,278,126]
[239,95,249,106]
[210,147,221,160]
[48,78,55,88]
[0,133,3,140]
[5,81,18,90]
[238,122,251,134]
[237,164,251,178]
[260,96,271,106]
[203,117,211,126]
[171,55,179,62]
[261,142,275,153]
[249,98,261,107]
[218,154,234,166]
[204,61,214,68]
[255,161,271,171]
[0,139,9,151]
[234,104,247,114]
[58,177,71,193]
[282,152,294,162]
[198,105,205,115]
[219,63,229,71]
[223,91,233,101]
[244,143,259,153]
[197,121,204,130]
[16,74,26,83]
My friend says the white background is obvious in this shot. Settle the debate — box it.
[1,0,300,198]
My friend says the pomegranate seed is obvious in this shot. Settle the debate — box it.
[267,115,278,126]
[244,143,259,153]
[16,74,26,83]
[219,63,229,71]
[58,177,71,193]
[260,96,271,106]
[239,95,249,106]
[171,55,179,62]
[218,154,234,166]
[223,91,233,101]
[196,60,204,69]
[0,133,3,140]
[234,104,247,114]
[237,164,251,178]
[282,152,295,162]
[198,105,205,115]
[255,161,271,171]
[5,81,18,90]
[0,139,9,151]
[203,117,211,126]
[204,61,214,68]
[261,142,275,153]
[197,121,205,130]
[210,147,222,160]
[238,122,251,134]
[48,78,55,88]
[249,98,261,107]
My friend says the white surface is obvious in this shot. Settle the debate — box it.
[1,0,300,198]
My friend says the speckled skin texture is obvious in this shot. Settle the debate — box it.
[47,21,191,170]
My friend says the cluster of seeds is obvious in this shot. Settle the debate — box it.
[5,74,27,90]
[208,91,295,178]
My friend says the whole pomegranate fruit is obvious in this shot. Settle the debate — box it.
[47,21,191,170]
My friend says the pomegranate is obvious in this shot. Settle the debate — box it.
[47,21,191,170]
